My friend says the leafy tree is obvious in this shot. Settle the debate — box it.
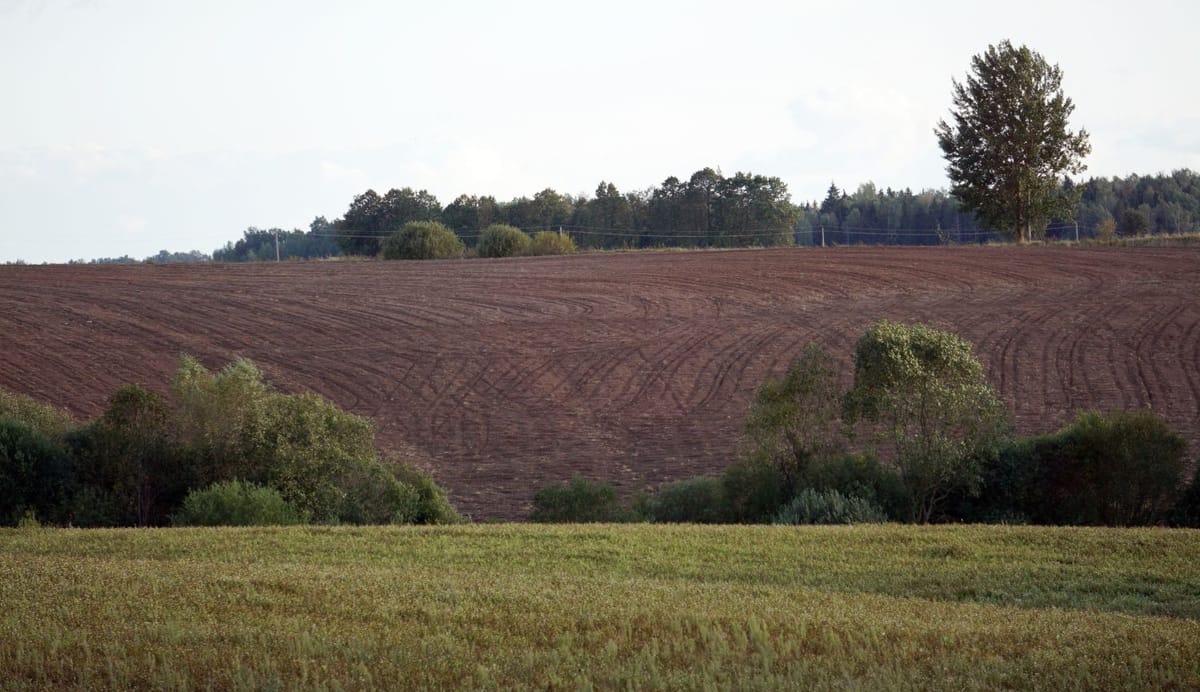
[740,344,847,493]
[382,221,465,260]
[0,416,77,526]
[335,189,385,255]
[336,187,442,256]
[526,188,575,230]
[476,224,532,258]
[169,356,460,524]
[69,385,194,526]
[936,41,1091,242]
[843,322,1009,522]
[1117,208,1150,237]
[0,387,76,440]
[172,356,273,485]
[213,226,341,262]
[529,231,577,255]
[442,194,501,241]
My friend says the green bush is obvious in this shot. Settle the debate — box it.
[843,321,1010,523]
[773,488,888,525]
[0,388,76,439]
[529,231,577,256]
[172,480,305,527]
[67,384,195,527]
[0,416,77,526]
[650,476,726,523]
[1171,466,1200,527]
[1021,410,1187,526]
[68,486,128,528]
[802,453,909,521]
[390,460,465,524]
[530,477,625,523]
[382,221,465,260]
[720,454,787,523]
[944,440,1037,523]
[476,224,532,258]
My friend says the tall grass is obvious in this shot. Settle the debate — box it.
[1,524,1197,689]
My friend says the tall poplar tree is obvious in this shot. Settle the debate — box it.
[936,41,1091,243]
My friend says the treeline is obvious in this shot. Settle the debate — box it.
[59,250,212,265]
[305,168,1200,257]
[331,168,797,255]
[0,358,462,527]
[531,322,1200,527]
[19,168,1199,266]
[212,220,342,262]
[1075,170,1200,236]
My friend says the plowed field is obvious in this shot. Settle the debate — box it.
[2,247,1198,519]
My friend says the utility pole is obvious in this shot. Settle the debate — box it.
[820,225,825,247]
[274,230,281,262]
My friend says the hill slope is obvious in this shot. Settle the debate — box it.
[2,247,1197,519]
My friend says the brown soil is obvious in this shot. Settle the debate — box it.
[2,246,1198,519]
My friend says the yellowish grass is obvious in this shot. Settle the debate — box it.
[1,524,1197,689]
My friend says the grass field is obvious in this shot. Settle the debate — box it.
[2,524,1199,689]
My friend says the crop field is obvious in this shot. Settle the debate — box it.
[1,524,1198,689]
[1,246,1198,519]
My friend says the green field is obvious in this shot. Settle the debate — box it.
[2,524,1198,690]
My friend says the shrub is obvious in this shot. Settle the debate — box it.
[172,480,305,526]
[476,224,532,258]
[0,388,76,439]
[803,453,909,521]
[773,488,887,525]
[382,221,465,260]
[721,454,788,523]
[1023,410,1188,526]
[68,486,128,528]
[944,441,1036,524]
[530,477,624,523]
[529,231,577,256]
[650,476,726,523]
[68,384,195,527]
[0,416,77,526]
[389,459,465,524]
[740,344,847,492]
[1171,466,1200,527]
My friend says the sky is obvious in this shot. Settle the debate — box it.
[2,0,1198,263]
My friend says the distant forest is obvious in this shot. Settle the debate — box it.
[214,168,1200,262]
[38,168,1200,265]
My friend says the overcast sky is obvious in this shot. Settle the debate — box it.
[2,0,1198,263]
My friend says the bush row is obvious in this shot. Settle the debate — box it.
[382,222,576,260]
[0,358,462,527]
[530,411,1199,527]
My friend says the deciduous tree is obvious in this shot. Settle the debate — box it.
[936,41,1091,242]
[843,322,1009,522]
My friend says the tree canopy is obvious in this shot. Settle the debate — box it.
[936,41,1091,242]
[843,321,1010,523]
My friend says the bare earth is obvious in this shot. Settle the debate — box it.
[2,246,1198,520]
